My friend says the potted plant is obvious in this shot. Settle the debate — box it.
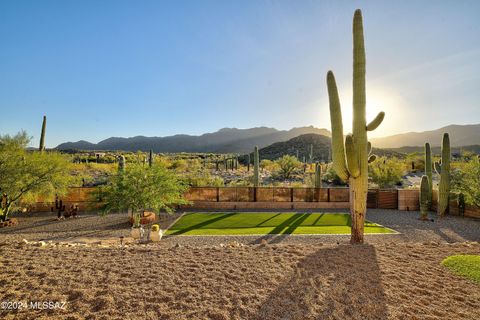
[150,224,163,242]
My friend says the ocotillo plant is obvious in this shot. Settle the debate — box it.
[314,162,322,188]
[327,9,385,243]
[435,133,451,216]
[118,155,126,172]
[424,142,433,207]
[148,150,153,168]
[39,115,46,152]
[253,146,259,187]
[419,175,429,220]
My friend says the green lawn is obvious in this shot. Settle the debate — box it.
[165,212,395,235]
[442,255,480,283]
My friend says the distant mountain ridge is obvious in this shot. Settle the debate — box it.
[56,126,331,154]
[56,123,480,153]
[371,124,480,148]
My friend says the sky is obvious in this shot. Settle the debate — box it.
[0,0,479,147]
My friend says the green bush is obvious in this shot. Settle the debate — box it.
[369,157,404,188]
[275,155,302,180]
[451,157,480,207]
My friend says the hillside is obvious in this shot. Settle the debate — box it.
[56,126,331,154]
[387,144,480,155]
[243,134,405,162]
[371,124,480,148]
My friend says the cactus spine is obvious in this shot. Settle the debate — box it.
[419,175,429,220]
[327,9,385,243]
[424,142,432,207]
[148,150,153,168]
[435,133,450,216]
[253,146,259,187]
[39,115,46,152]
[314,162,322,188]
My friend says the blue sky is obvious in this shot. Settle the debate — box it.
[0,0,479,147]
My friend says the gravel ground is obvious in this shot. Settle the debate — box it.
[1,242,479,319]
[1,209,478,246]
[1,210,479,320]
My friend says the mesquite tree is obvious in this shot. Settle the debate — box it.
[0,131,73,221]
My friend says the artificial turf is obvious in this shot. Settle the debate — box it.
[441,255,480,283]
[165,212,395,235]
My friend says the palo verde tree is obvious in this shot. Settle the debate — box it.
[0,131,73,222]
[99,162,190,215]
[327,9,385,243]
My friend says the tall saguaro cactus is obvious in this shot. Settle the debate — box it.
[424,142,433,207]
[118,155,126,172]
[148,150,154,168]
[39,115,46,152]
[314,162,322,188]
[253,146,260,187]
[327,9,385,243]
[435,133,450,216]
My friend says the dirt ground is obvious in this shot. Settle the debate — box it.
[1,240,479,320]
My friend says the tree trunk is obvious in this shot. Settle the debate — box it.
[350,177,367,244]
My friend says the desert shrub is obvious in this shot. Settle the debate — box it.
[369,157,404,188]
[405,153,425,172]
[260,159,279,172]
[322,164,346,186]
[451,157,480,207]
[275,155,302,180]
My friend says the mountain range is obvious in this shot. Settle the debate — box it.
[56,126,330,154]
[56,123,480,153]
[371,124,480,148]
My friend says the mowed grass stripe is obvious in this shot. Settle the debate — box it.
[166,212,394,235]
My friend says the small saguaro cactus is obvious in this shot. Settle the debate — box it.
[309,144,314,164]
[118,155,126,172]
[39,115,46,152]
[52,196,66,219]
[314,162,322,188]
[327,9,385,243]
[148,150,154,167]
[435,133,451,216]
[424,142,433,207]
[247,153,251,172]
[253,146,260,187]
[419,175,430,220]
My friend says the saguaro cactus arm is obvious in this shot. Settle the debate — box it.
[345,135,360,178]
[327,71,349,182]
[366,112,385,131]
